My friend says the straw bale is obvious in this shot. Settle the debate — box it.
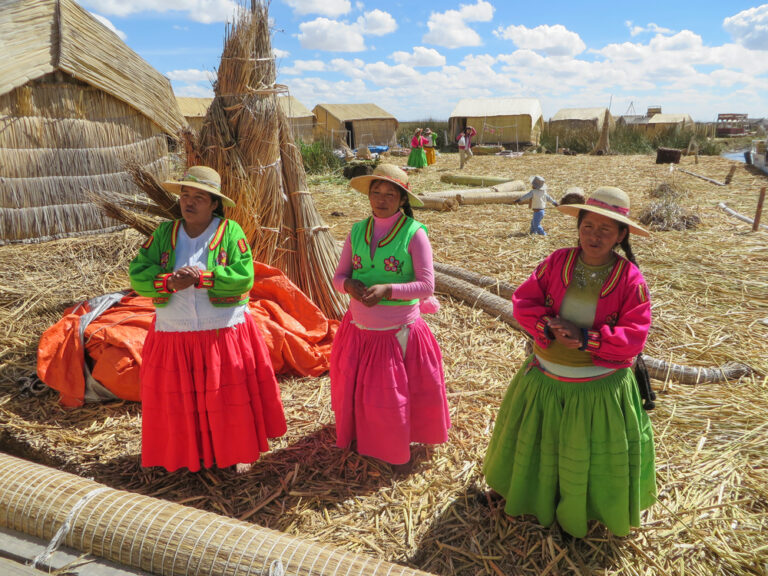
[1,153,767,576]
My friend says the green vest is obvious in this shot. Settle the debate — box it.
[350,214,426,306]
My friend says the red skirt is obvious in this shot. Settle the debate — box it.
[140,314,287,472]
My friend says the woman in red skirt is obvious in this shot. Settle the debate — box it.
[129,166,286,473]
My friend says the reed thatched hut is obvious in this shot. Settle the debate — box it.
[176,97,212,133]
[0,0,186,244]
[278,95,314,143]
[646,113,695,136]
[448,97,544,147]
[548,107,614,141]
[312,103,398,149]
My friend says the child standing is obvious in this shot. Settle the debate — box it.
[515,175,558,235]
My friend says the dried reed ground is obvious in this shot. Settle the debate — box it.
[0,153,766,575]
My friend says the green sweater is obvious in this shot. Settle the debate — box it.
[129,218,254,308]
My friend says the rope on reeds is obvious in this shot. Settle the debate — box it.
[0,453,435,576]
[434,266,753,384]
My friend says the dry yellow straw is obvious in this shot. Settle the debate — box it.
[0,452,435,576]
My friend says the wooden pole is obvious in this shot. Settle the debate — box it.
[754,187,766,232]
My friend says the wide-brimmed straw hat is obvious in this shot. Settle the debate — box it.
[349,164,424,208]
[161,165,236,208]
[557,186,649,237]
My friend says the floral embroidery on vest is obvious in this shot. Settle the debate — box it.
[544,294,554,308]
[352,254,362,270]
[217,250,228,266]
[605,312,618,327]
[160,252,169,269]
[384,256,402,273]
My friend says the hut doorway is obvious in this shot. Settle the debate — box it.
[344,121,355,148]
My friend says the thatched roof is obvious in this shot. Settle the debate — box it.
[450,97,543,121]
[550,107,610,122]
[648,113,693,125]
[312,103,395,122]
[0,0,185,135]
[278,95,313,120]
[176,97,213,119]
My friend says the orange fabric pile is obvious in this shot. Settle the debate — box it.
[37,262,338,407]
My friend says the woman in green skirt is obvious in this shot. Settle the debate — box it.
[483,186,656,538]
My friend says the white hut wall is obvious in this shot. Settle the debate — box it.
[0,75,174,244]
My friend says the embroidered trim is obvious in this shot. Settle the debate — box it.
[534,260,549,279]
[585,329,601,351]
[600,259,626,298]
[196,271,215,289]
[379,214,407,247]
[152,273,175,294]
[209,219,228,251]
[637,282,649,303]
[587,197,630,216]
[141,235,154,249]
[364,217,374,245]
[210,293,249,304]
[562,248,578,287]
[152,297,169,304]
[170,220,181,250]
[536,315,553,341]
[237,238,248,254]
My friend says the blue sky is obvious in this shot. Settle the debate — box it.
[82,0,768,121]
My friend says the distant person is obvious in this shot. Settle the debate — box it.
[457,125,477,169]
[514,175,559,235]
[483,186,655,538]
[330,164,450,472]
[407,128,429,168]
[423,128,437,165]
[129,166,287,473]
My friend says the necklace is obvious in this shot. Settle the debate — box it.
[572,257,614,289]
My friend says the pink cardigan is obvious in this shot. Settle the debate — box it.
[512,247,651,369]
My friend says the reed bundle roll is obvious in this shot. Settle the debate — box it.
[0,453,434,576]
[439,174,513,187]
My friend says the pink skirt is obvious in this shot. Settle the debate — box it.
[330,313,451,464]
[140,313,287,472]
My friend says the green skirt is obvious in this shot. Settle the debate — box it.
[482,355,656,537]
[407,147,428,168]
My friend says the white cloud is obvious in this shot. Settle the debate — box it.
[422,0,495,49]
[298,17,365,51]
[173,83,215,98]
[166,69,216,84]
[280,59,327,75]
[494,23,585,56]
[329,58,367,78]
[625,21,674,37]
[391,47,445,67]
[273,48,290,58]
[89,13,126,40]
[724,4,768,50]
[282,0,351,17]
[81,0,237,23]
[357,9,397,36]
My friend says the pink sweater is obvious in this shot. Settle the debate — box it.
[513,247,651,369]
[333,212,435,329]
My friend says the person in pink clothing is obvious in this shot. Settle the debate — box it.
[457,125,477,169]
[330,164,450,471]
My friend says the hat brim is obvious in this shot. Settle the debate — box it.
[557,203,649,237]
[162,181,236,208]
[349,175,424,208]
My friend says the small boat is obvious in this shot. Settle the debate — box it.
[750,139,768,174]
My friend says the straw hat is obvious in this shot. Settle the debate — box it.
[557,186,649,237]
[349,164,424,208]
[161,166,236,208]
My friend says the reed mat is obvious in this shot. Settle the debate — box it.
[0,153,766,575]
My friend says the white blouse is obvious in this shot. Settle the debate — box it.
[154,217,246,333]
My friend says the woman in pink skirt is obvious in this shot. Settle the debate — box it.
[330,164,451,470]
[129,166,286,473]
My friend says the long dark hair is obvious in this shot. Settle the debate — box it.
[577,210,637,266]
[209,193,225,218]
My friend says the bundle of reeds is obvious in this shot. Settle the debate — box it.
[195,1,347,318]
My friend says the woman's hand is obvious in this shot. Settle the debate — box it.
[343,278,367,302]
[168,266,201,291]
[361,284,391,307]
[547,317,583,349]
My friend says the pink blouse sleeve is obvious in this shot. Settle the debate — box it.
[389,228,434,301]
[332,235,353,293]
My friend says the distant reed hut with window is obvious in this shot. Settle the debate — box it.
[312,103,398,149]
[548,107,614,142]
[0,0,185,244]
[448,97,544,147]
[278,95,314,143]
